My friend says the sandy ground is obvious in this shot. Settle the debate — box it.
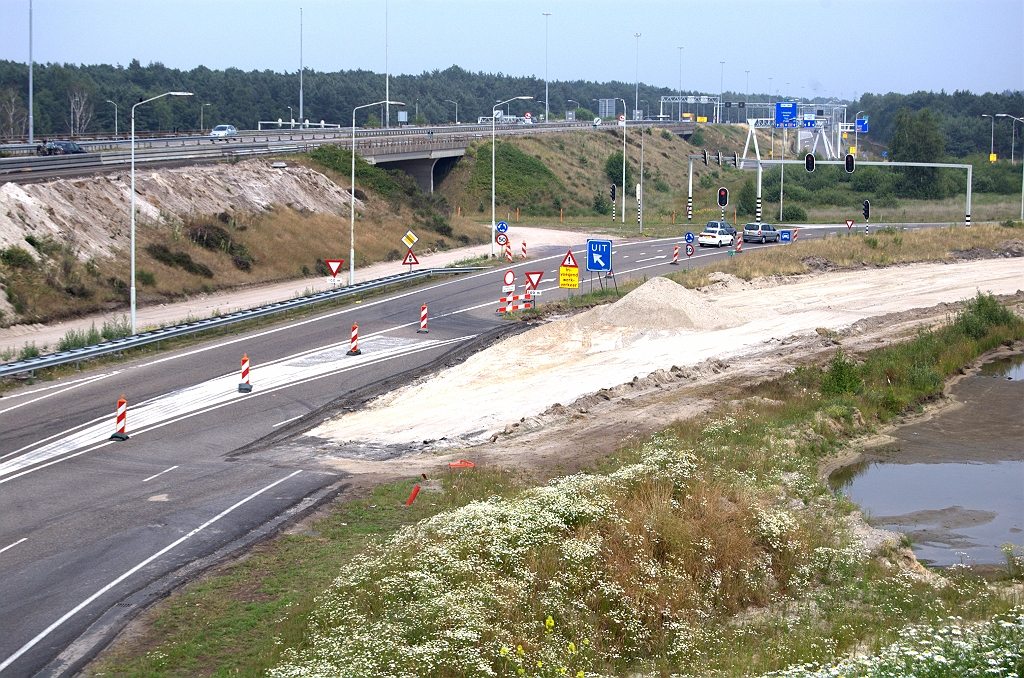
[307,258,1024,458]
[0,226,601,357]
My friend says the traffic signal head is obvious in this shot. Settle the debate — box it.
[610,184,616,201]
[702,149,708,166]
[732,152,738,167]
[718,187,729,207]
[862,200,870,220]
[845,153,855,173]
[805,153,815,172]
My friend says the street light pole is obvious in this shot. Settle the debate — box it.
[997,114,1019,165]
[677,47,684,122]
[200,103,211,133]
[444,99,458,124]
[492,96,533,256]
[106,100,117,137]
[633,33,641,118]
[131,91,193,334]
[997,114,1024,219]
[287,106,293,128]
[28,0,33,145]
[543,12,551,124]
[617,97,627,222]
[855,109,865,159]
[351,99,404,284]
[719,62,725,124]
[982,115,995,157]
[299,7,303,128]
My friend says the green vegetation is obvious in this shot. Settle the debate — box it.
[603,149,636,188]
[145,244,213,278]
[56,316,132,351]
[86,294,1024,678]
[467,141,567,217]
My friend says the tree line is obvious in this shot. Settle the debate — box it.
[0,58,1020,161]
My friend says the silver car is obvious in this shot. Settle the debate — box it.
[210,124,237,138]
[742,222,781,243]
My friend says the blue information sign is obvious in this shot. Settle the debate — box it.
[779,230,792,243]
[586,239,613,272]
[775,102,798,129]
[495,221,509,234]
[855,118,869,133]
[684,231,695,244]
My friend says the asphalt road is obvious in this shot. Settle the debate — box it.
[0,223,918,676]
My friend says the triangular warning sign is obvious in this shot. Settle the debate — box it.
[560,250,578,268]
[524,271,544,290]
[845,219,854,229]
[324,259,344,276]
[402,250,419,266]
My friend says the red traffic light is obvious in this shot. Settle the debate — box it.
[805,153,815,172]
[717,187,729,207]
[845,153,855,173]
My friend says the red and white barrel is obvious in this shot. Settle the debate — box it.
[505,244,513,262]
[111,395,129,440]
[238,353,253,392]
[671,244,679,264]
[347,322,362,356]
[418,304,429,333]
[521,241,527,259]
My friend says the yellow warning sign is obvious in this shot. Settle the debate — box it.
[559,266,579,289]
[696,116,708,123]
[990,153,998,163]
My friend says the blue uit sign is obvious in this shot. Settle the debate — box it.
[779,230,792,242]
[775,102,798,129]
[586,239,613,272]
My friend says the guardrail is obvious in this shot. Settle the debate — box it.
[0,267,483,378]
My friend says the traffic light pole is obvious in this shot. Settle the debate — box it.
[759,159,974,226]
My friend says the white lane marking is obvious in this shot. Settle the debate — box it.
[0,470,303,674]
[0,372,116,414]
[636,255,667,263]
[1,336,473,483]
[0,538,27,555]
[142,465,178,483]
[272,415,303,428]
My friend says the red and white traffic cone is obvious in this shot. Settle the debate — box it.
[735,237,742,253]
[347,322,362,356]
[110,395,129,440]
[417,304,429,334]
[505,244,513,262]
[671,244,679,265]
[793,228,799,242]
[238,353,253,393]
[521,241,527,259]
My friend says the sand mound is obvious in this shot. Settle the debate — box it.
[587,276,740,331]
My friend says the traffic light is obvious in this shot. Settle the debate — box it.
[845,153,855,173]
[862,200,870,221]
[702,149,708,165]
[610,184,616,202]
[732,152,738,167]
[805,153,815,172]
[718,187,729,207]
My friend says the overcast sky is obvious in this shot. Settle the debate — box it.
[1,0,1021,99]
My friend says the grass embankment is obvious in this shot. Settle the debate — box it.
[88,294,1024,678]
[667,222,1022,288]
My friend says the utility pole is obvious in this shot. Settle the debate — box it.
[28,0,33,144]
[634,33,641,118]
[543,12,551,123]
[299,8,304,128]
[719,62,725,124]
[677,47,683,122]
[385,0,389,129]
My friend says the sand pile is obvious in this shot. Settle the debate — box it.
[588,276,739,331]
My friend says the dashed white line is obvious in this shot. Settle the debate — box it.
[272,415,303,428]
[636,255,668,263]
[142,465,178,483]
[0,538,27,555]
[0,470,303,674]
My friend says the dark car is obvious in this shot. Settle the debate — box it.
[704,220,737,238]
[37,140,87,156]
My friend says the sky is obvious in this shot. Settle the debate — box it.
[1,0,1022,100]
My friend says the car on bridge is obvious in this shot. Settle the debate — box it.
[742,223,781,243]
[210,125,238,138]
[36,140,87,155]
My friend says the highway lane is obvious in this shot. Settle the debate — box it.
[0,223,905,676]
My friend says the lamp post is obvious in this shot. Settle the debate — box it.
[200,103,211,133]
[106,100,117,138]
[633,33,641,119]
[567,99,579,112]
[131,91,193,334]
[745,70,750,124]
[616,97,627,222]
[853,109,865,158]
[982,114,995,157]
[543,12,551,125]
[997,113,1019,165]
[677,47,684,122]
[768,77,773,159]
[997,114,1024,220]
[351,99,404,284]
[641,99,650,120]
[492,96,533,256]
[287,106,293,128]
[719,61,725,124]
[444,99,459,124]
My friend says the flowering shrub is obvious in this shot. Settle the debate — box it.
[271,434,855,678]
[764,609,1024,677]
